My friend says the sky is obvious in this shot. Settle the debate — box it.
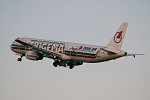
[0,0,150,100]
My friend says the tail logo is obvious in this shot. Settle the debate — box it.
[114,31,123,43]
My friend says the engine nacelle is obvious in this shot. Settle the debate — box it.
[25,51,43,60]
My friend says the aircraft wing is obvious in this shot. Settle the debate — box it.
[15,39,61,59]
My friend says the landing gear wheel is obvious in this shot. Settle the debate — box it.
[53,60,60,67]
[53,62,58,67]
[17,58,22,62]
[69,65,74,69]
[17,55,23,62]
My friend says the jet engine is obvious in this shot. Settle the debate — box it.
[25,51,43,60]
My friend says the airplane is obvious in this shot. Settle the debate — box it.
[10,22,144,69]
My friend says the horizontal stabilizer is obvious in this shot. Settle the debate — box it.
[126,53,145,58]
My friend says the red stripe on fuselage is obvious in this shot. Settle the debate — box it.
[65,52,98,58]
[65,53,70,56]
[11,46,19,49]
[95,49,102,57]
[25,48,30,51]
[11,46,30,51]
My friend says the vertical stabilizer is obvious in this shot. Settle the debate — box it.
[106,22,128,50]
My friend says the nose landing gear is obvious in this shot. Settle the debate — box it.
[17,55,23,62]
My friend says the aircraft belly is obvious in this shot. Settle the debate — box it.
[99,54,121,62]
[70,56,100,63]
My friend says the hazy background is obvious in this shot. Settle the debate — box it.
[0,0,150,100]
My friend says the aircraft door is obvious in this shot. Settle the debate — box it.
[70,46,78,56]
[70,51,77,56]
[97,48,102,57]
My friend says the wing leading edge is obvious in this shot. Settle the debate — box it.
[15,39,61,59]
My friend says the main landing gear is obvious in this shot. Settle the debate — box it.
[53,60,75,69]
[67,62,74,69]
[53,60,60,67]
[17,55,23,62]
[69,65,74,69]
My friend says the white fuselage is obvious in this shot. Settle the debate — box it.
[10,38,126,63]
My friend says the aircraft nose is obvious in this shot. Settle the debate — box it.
[10,44,13,50]
[10,43,19,51]
[10,44,16,51]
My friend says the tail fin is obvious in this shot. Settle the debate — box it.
[106,22,128,50]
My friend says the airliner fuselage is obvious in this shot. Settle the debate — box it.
[11,38,126,63]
